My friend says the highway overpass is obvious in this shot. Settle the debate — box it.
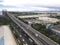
[5,12,59,45]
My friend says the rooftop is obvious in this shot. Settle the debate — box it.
[0,25,17,45]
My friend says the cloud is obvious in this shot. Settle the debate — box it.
[0,5,60,11]
[0,0,3,2]
[1,6,59,11]
[2,0,60,7]
[0,0,60,11]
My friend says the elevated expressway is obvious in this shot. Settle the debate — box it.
[6,13,59,45]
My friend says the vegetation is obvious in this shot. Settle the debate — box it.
[53,22,60,25]
[31,23,60,44]
[10,25,23,45]
[0,16,10,25]
[9,12,39,15]
[31,24,53,36]
[19,42,23,45]
[18,18,28,24]
[55,16,60,19]
[50,16,60,19]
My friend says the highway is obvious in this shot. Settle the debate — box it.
[11,24,34,45]
[8,13,44,45]
[7,13,59,45]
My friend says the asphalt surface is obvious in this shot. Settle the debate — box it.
[8,14,46,45]
[12,25,33,45]
[7,13,59,45]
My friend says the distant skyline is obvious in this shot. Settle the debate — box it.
[0,0,60,11]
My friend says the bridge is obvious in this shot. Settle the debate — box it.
[4,11,59,45]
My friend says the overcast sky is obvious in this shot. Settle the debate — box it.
[0,0,60,11]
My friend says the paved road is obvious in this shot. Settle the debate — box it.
[12,25,33,45]
[9,14,45,45]
[7,13,59,45]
